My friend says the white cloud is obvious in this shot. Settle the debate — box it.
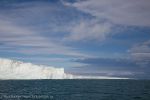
[129,40,150,66]
[66,20,112,41]
[0,0,114,43]
[63,0,150,42]
[64,0,150,27]
[0,19,91,58]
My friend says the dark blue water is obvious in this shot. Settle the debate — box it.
[0,80,150,100]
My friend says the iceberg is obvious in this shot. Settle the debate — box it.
[0,58,73,79]
[0,58,128,79]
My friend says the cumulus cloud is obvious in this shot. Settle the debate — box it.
[64,0,150,26]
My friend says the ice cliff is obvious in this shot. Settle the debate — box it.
[0,58,73,79]
[0,58,128,79]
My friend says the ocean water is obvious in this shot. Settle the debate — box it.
[0,80,150,100]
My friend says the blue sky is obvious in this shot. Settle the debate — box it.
[0,0,150,79]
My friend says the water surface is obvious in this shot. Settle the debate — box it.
[0,80,150,100]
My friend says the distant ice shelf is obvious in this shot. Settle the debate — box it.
[0,58,73,79]
[0,58,128,79]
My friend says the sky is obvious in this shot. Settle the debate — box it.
[0,0,150,79]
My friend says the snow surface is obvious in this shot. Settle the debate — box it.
[0,58,128,79]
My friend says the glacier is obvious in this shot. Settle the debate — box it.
[0,58,128,79]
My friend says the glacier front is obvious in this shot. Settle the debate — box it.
[0,58,73,79]
[0,58,128,79]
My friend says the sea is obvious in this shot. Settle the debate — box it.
[0,80,150,100]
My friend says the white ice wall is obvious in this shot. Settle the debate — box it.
[0,58,128,79]
[0,58,73,79]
